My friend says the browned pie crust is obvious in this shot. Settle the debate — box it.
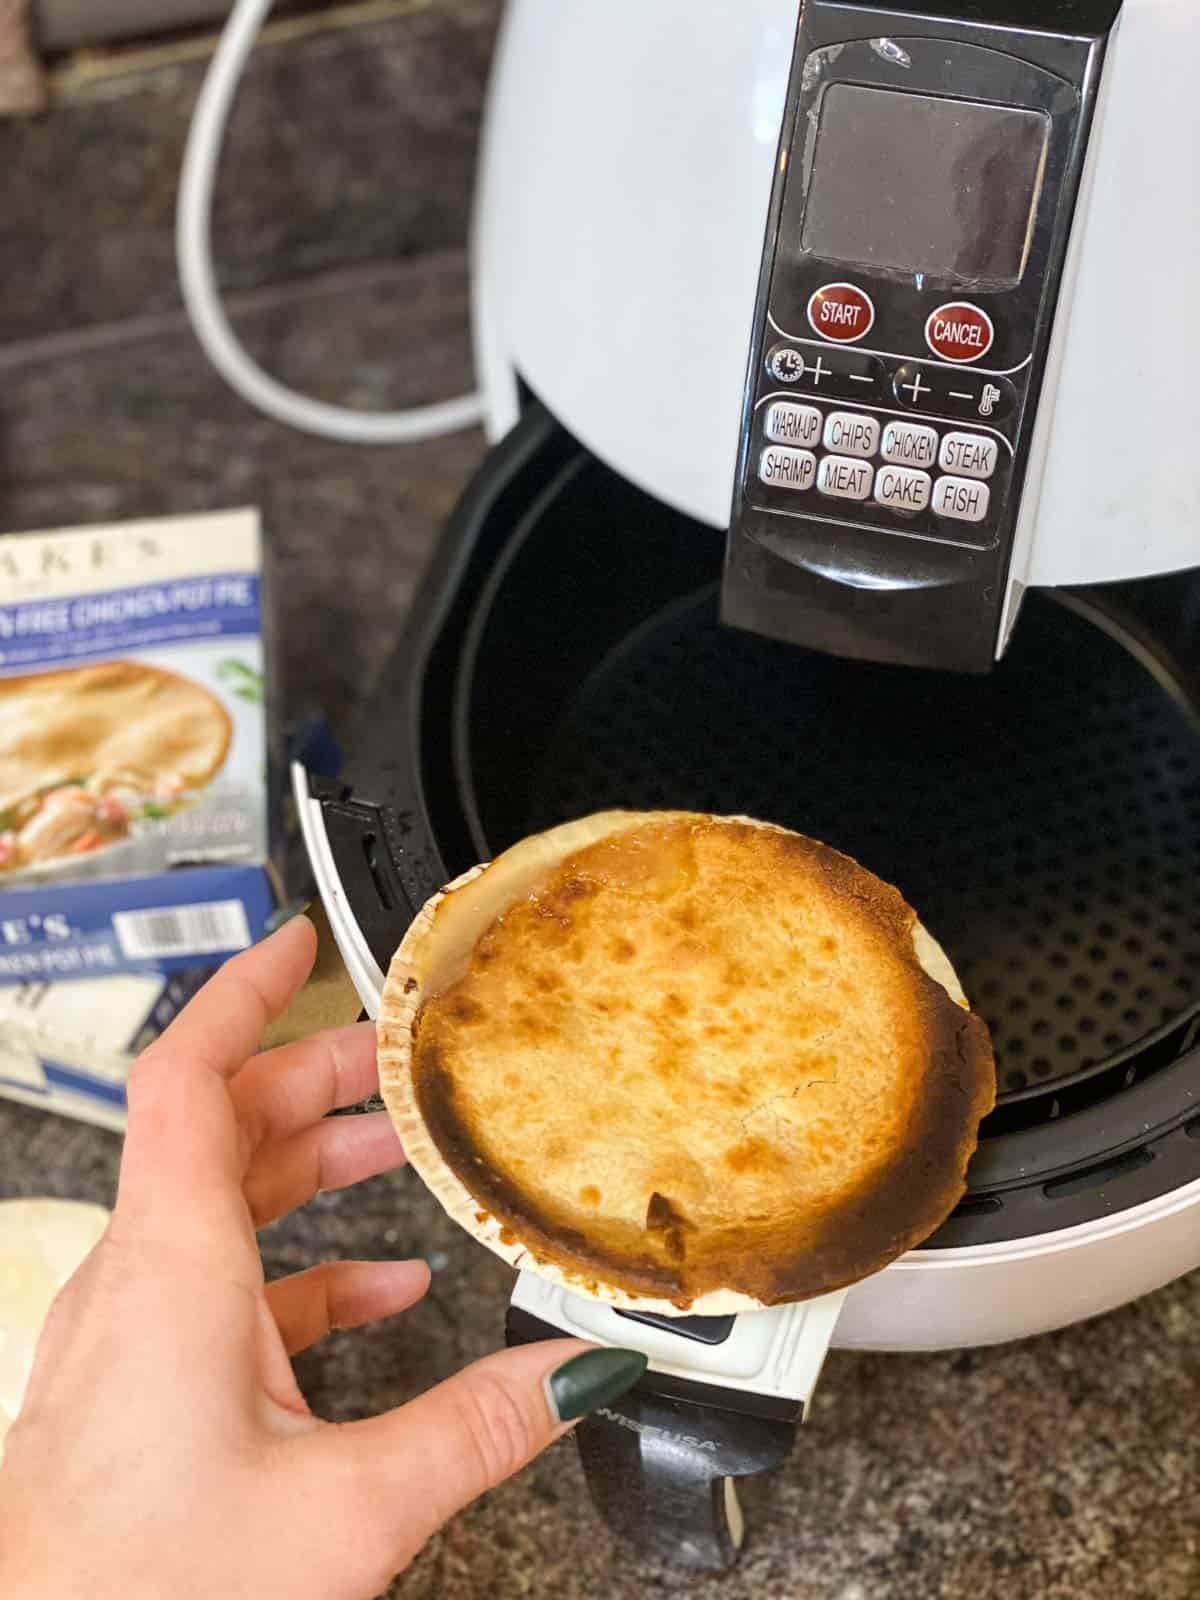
[378,812,994,1312]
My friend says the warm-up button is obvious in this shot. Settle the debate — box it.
[764,401,822,448]
[933,475,990,524]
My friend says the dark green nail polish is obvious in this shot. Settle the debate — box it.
[545,1347,648,1423]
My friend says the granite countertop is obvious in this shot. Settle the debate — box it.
[0,10,1197,1597]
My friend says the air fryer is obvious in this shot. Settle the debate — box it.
[289,0,1200,1572]
[295,402,1200,1567]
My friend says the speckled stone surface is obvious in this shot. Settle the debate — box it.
[4,1095,1197,1600]
[0,11,1198,1599]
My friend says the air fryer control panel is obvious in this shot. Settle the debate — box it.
[724,1,1120,672]
[756,338,1014,550]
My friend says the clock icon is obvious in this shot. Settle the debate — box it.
[767,346,806,384]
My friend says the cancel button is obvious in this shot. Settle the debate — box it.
[925,301,995,363]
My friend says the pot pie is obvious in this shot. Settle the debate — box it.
[378,811,995,1313]
[0,659,232,873]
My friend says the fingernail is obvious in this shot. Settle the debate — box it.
[544,1347,648,1423]
[265,899,311,933]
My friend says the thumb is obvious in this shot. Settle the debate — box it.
[320,1339,647,1575]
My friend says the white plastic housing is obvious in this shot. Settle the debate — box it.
[472,0,1197,595]
[512,1272,848,1412]
[294,766,1200,1352]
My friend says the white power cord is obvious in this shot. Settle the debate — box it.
[176,0,484,443]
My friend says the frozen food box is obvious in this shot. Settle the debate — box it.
[0,508,280,1126]
[0,968,214,1131]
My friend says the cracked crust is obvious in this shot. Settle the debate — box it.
[377,812,995,1314]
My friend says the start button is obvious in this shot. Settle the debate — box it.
[925,302,995,364]
[807,282,875,344]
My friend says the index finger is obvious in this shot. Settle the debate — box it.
[140,914,318,1081]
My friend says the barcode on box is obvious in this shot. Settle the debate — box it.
[113,901,252,960]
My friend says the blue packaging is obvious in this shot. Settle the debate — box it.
[0,509,278,1125]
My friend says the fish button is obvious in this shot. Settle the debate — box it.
[874,464,931,515]
[817,455,873,501]
[759,445,817,491]
[933,475,991,524]
[822,411,879,459]
[938,431,999,480]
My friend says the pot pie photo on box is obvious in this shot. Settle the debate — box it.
[379,811,995,1314]
[0,659,232,875]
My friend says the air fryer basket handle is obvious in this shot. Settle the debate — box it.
[507,1305,798,1571]
[575,1408,744,1572]
[311,785,442,977]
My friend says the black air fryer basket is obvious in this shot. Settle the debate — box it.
[319,404,1200,1245]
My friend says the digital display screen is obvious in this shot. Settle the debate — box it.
[801,85,1050,285]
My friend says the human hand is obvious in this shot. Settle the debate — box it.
[0,917,646,1599]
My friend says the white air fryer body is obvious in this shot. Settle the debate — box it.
[472,0,1196,595]
[463,0,1200,1349]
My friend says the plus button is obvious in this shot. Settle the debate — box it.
[808,354,829,388]
[893,364,934,410]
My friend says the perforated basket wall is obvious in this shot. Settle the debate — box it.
[511,591,1200,1097]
